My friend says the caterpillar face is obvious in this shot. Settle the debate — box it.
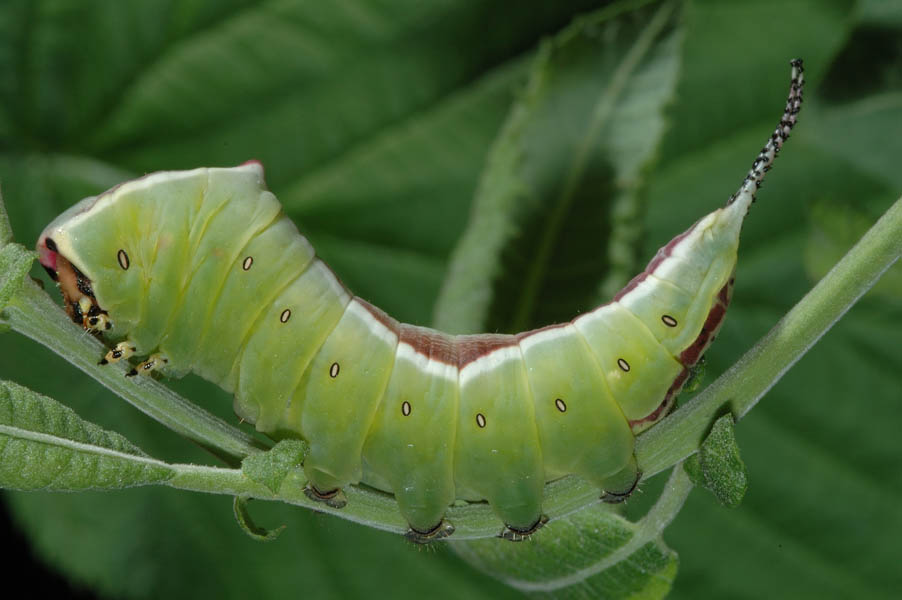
[38,62,804,542]
[39,234,110,332]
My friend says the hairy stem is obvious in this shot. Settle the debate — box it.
[3,280,266,464]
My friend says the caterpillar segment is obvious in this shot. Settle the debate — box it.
[37,61,804,541]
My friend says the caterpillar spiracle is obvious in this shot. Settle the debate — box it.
[37,60,804,543]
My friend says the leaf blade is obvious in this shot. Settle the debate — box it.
[434,0,682,334]
[0,380,173,491]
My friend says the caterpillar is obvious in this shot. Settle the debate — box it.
[36,60,803,543]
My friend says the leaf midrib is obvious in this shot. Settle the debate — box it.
[508,1,676,332]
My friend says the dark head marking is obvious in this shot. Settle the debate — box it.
[42,264,59,281]
[45,238,58,252]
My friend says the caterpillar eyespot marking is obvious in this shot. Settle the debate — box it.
[37,60,805,540]
[117,249,129,270]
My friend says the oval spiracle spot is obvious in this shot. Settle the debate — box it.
[401,401,411,416]
[329,362,340,378]
[617,358,631,372]
[661,314,678,327]
[476,413,486,428]
[555,398,567,413]
[117,249,130,270]
[280,309,291,323]
[242,256,254,271]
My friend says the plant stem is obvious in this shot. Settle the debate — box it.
[4,279,265,464]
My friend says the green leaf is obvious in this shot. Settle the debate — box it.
[683,414,747,508]
[241,439,307,495]
[802,94,902,190]
[452,467,693,599]
[434,0,681,334]
[805,197,902,301]
[0,242,34,313]
[454,514,677,600]
[0,183,12,246]
[0,380,173,490]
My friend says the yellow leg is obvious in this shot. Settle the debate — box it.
[99,341,136,365]
[126,353,169,377]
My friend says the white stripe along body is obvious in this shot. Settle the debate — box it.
[37,61,804,542]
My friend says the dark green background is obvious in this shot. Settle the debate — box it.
[1,1,900,598]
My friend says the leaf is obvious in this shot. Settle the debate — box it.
[0,243,34,313]
[452,467,693,599]
[434,0,682,334]
[0,183,12,245]
[802,95,902,189]
[241,439,307,495]
[454,512,677,600]
[804,197,902,301]
[683,414,747,508]
[0,380,173,490]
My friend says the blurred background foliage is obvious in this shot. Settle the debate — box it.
[0,0,900,598]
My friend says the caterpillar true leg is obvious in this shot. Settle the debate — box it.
[125,353,169,377]
[99,341,137,365]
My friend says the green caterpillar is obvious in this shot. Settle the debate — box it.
[37,60,804,543]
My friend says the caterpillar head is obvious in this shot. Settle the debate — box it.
[38,196,112,332]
